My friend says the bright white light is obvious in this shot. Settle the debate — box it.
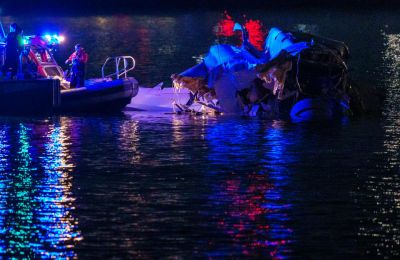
[58,35,65,42]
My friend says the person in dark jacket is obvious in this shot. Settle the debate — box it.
[1,23,23,79]
[65,44,88,88]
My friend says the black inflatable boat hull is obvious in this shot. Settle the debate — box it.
[59,78,138,112]
[0,78,138,114]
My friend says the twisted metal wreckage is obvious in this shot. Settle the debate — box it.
[169,24,384,122]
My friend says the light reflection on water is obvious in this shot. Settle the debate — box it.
[205,120,294,258]
[0,111,398,258]
[6,124,37,257]
[36,120,82,258]
[0,120,81,258]
[0,126,10,255]
[353,31,400,258]
[382,32,400,168]
[118,120,142,165]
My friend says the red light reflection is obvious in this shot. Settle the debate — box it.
[244,19,267,51]
[215,11,236,37]
[210,172,292,259]
[215,12,267,51]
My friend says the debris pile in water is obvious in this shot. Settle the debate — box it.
[171,23,384,121]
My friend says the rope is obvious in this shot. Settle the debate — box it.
[295,51,305,95]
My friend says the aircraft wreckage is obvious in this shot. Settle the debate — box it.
[133,24,384,122]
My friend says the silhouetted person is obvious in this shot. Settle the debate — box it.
[65,44,88,88]
[1,23,23,79]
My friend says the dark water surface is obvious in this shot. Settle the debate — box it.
[0,10,399,258]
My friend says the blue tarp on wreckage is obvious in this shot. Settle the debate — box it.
[180,44,267,88]
[179,27,310,89]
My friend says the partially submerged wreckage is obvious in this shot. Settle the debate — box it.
[170,25,384,122]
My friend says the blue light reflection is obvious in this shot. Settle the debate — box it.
[0,126,10,255]
[4,124,37,257]
[0,120,81,258]
[35,122,82,258]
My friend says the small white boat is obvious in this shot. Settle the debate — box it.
[127,83,203,113]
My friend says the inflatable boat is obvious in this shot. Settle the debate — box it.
[0,35,139,114]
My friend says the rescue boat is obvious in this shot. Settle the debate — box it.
[0,34,138,114]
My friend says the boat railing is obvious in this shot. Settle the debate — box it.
[101,56,136,80]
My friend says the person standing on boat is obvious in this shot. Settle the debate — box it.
[1,23,23,79]
[65,44,88,88]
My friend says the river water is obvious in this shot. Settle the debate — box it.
[0,9,399,258]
